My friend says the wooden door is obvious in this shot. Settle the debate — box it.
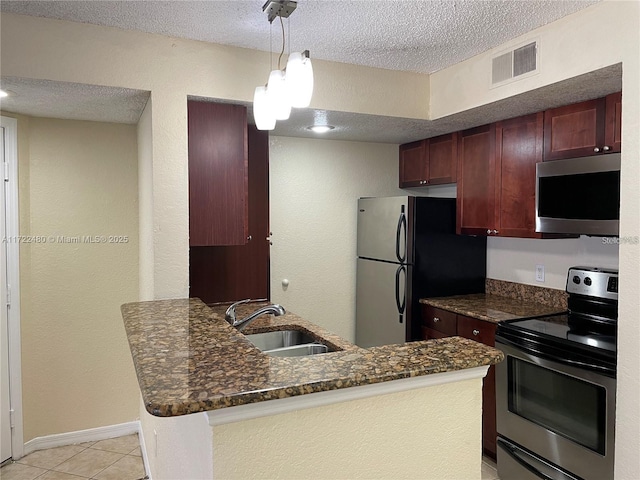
[399,140,427,187]
[188,101,248,246]
[543,98,606,161]
[457,124,496,235]
[605,92,622,153]
[189,126,270,304]
[427,132,457,185]
[495,113,543,238]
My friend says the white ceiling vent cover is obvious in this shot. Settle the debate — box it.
[492,41,538,86]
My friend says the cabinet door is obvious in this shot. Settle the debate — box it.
[421,327,450,341]
[188,101,248,246]
[421,305,457,336]
[427,132,457,185]
[189,126,270,303]
[457,124,496,235]
[605,92,622,153]
[543,98,606,161]
[457,315,497,459]
[399,140,427,187]
[495,113,543,238]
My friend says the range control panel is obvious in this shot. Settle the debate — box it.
[566,266,619,301]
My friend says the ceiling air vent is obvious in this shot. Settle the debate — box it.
[492,41,537,86]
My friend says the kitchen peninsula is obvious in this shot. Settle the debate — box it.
[122,298,503,479]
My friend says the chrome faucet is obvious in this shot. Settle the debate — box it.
[225,299,286,331]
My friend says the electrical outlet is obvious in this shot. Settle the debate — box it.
[535,264,545,282]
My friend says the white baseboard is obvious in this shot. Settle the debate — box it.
[137,422,153,480]
[23,421,140,456]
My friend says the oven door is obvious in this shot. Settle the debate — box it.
[496,340,615,480]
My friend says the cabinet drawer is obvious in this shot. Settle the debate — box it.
[457,315,496,346]
[421,305,457,335]
[421,327,451,341]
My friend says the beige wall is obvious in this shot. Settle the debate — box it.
[487,236,619,290]
[213,379,482,480]
[4,115,141,441]
[269,136,404,342]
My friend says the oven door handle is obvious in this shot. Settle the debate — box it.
[496,336,615,377]
[497,439,581,480]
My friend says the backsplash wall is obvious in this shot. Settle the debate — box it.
[487,235,619,290]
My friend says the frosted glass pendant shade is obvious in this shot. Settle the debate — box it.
[253,86,276,130]
[286,52,314,108]
[267,70,291,120]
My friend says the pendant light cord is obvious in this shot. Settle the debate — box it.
[277,15,286,70]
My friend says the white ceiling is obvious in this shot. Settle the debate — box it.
[1,0,618,144]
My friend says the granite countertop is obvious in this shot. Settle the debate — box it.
[420,293,566,323]
[121,298,503,417]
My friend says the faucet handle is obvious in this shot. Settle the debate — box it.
[225,299,252,324]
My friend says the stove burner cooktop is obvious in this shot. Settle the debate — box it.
[510,314,616,353]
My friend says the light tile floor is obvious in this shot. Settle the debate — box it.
[2,433,496,480]
[0,434,146,480]
[482,456,500,480]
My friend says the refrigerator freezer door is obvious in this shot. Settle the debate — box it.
[356,258,408,347]
[357,196,410,264]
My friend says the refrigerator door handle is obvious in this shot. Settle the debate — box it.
[395,205,407,263]
[395,265,406,324]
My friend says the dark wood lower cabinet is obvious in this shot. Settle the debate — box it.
[189,125,270,304]
[421,306,498,459]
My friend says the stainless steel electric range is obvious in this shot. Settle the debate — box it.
[495,266,618,480]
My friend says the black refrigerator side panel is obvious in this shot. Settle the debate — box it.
[410,233,487,340]
[413,197,457,235]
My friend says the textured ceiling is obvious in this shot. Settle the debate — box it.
[0,0,600,74]
[0,0,613,143]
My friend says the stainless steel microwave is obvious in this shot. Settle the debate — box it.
[535,154,621,236]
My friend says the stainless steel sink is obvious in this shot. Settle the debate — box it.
[244,329,330,357]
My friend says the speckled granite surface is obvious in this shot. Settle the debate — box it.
[485,279,568,309]
[420,293,566,323]
[121,298,503,417]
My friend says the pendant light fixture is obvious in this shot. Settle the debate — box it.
[253,0,314,130]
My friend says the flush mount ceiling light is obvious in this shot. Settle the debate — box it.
[253,0,314,131]
[307,125,335,134]
[0,89,9,98]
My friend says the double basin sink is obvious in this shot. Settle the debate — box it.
[244,329,335,357]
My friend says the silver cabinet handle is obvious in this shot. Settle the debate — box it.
[594,147,601,153]
[433,317,440,323]
[493,229,499,235]
[487,229,491,235]
[473,329,480,336]
[247,235,252,242]
[266,235,273,245]
[603,145,611,152]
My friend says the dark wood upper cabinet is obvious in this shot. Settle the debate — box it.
[605,91,622,153]
[190,125,270,303]
[495,113,544,238]
[543,92,621,161]
[458,114,545,238]
[427,132,458,185]
[399,140,427,187]
[399,133,457,187]
[456,124,496,236]
[188,101,248,246]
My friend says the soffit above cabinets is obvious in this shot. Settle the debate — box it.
[1,64,620,144]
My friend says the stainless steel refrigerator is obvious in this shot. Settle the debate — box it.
[356,196,486,347]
